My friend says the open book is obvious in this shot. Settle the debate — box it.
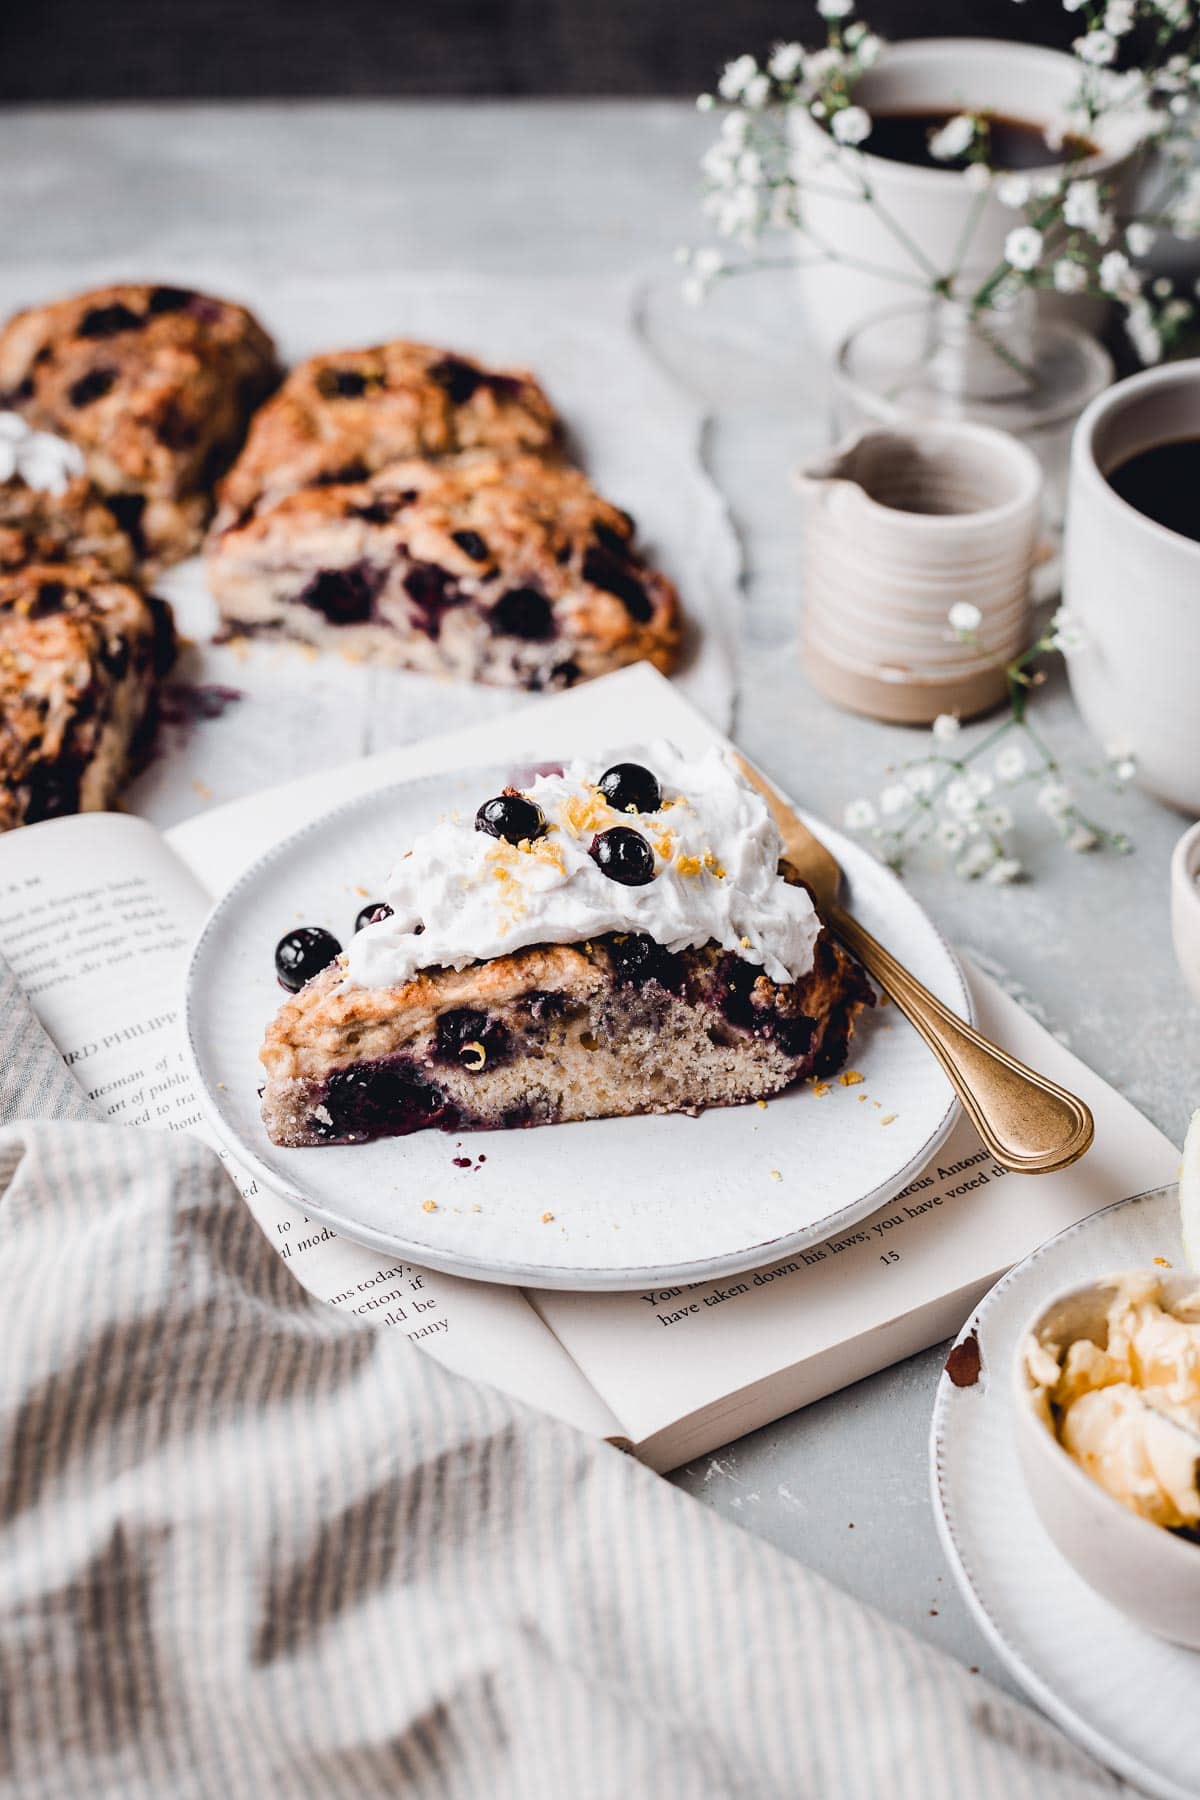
[0,665,1179,1471]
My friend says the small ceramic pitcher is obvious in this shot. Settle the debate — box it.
[796,419,1042,725]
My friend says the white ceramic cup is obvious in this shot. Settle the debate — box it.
[1063,361,1200,814]
[797,419,1042,724]
[1170,820,1200,1005]
[1013,1271,1200,1650]
[789,37,1135,357]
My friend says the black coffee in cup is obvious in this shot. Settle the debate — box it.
[863,109,1095,172]
[1105,440,1200,543]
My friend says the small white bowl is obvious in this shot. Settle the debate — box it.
[1012,1271,1200,1649]
[1170,820,1200,1005]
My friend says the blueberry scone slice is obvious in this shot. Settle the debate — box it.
[0,283,279,568]
[0,562,176,832]
[207,451,680,687]
[212,340,561,532]
[259,747,872,1146]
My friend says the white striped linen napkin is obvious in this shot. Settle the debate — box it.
[0,960,1126,1799]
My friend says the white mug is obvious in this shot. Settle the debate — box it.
[789,37,1136,357]
[1063,362,1200,815]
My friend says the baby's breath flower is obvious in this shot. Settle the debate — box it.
[986,804,1014,833]
[1099,249,1139,299]
[1066,824,1099,853]
[1126,298,1163,363]
[1053,258,1089,294]
[1075,29,1117,65]
[962,162,991,191]
[1037,780,1072,819]
[905,764,937,797]
[742,73,771,110]
[1063,179,1104,234]
[932,713,961,743]
[1004,226,1044,271]
[844,797,876,830]
[768,41,805,82]
[817,0,855,15]
[995,743,1027,783]
[936,819,965,852]
[948,600,982,635]
[928,113,976,160]
[879,783,910,817]
[957,841,998,879]
[996,174,1032,209]
[945,779,979,819]
[717,55,758,101]
[1049,607,1085,652]
[1126,222,1157,256]
[696,93,715,113]
[832,105,872,146]
[986,856,1024,885]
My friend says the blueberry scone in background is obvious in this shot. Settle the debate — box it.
[0,561,176,832]
[212,340,561,533]
[259,746,871,1147]
[0,283,279,569]
[0,413,137,577]
[208,451,681,688]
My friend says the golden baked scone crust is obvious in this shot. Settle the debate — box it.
[0,283,279,567]
[0,561,175,832]
[0,474,137,577]
[207,451,680,688]
[212,339,560,531]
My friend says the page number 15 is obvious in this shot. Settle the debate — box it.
[879,1249,900,1267]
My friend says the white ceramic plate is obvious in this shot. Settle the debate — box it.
[931,1186,1199,1800]
[186,761,968,1291]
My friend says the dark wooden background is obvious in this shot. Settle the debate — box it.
[3,1,1075,103]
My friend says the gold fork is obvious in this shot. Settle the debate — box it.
[734,753,1094,1175]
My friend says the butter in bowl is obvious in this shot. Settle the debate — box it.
[1013,1269,1200,1648]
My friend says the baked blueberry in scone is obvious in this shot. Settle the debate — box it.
[207,451,681,687]
[211,339,561,533]
[0,413,136,577]
[258,745,872,1147]
[0,283,279,569]
[0,561,176,832]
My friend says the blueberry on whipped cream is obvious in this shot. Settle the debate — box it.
[589,825,656,886]
[597,760,661,815]
[474,792,547,846]
[347,741,822,992]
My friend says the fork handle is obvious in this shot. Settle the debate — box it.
[828,902,1094,1175]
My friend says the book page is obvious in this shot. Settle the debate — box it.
[0,812,617,1440]
[527,961,1181,1462]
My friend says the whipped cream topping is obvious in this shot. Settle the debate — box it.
[0,411,85,495]
[346,741,821,991]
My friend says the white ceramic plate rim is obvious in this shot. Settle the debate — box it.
[185,763,969,1291]
[929,1186,1196,1800]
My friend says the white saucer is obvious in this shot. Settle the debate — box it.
[931,1185,1199,1800]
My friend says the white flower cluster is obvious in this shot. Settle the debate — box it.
[840,606,1135,883]
[685,0,1199,364]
